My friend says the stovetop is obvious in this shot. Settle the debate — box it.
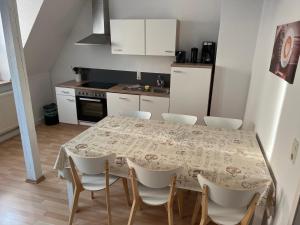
[80,82,116,89]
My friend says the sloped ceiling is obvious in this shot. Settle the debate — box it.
[24,0,84,76]
[17,0,44,45]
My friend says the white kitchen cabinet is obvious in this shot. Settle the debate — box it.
[140,95,169,120]
[107,92,140,116]
[146,19,177,56]
[170,66,212,124]
[110,19,145,55]
[56,87,78,124]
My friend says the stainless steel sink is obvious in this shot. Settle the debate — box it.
[122,85,169,94]
[152,87,170,94]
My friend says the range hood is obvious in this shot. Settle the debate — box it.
[76,0,110,45]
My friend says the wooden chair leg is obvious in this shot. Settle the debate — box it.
[122,178,132,206]
[177,189,184,218]
[91,191,94,199]
[127,200,140,225]
[105,187,112,225]
[167,201,174,225]
[191,192,202,225]
[199,217,210,225]
[68,189,80,225]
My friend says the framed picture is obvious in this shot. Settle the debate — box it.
[269,20,300,84]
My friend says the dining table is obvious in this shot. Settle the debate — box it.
[54,115,274,225]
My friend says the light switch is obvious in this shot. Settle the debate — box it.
[137,71,141,80]
[291,138,299,164]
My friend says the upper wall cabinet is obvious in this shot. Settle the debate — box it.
[110,19,145,55]
[110,19,178,56]
[146,19,177,56]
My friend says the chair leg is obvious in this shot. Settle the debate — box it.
[91,191,94,199]
[199,217,210,225]
[68,189,80,225]
[167,201,174,225]
[105,187,112,225]
[191,192,202,225]
[127,200,139,225]
[177,189,184,218]
[122,178,132,206]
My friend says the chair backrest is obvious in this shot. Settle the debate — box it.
[161,113,197,125]
[197,174,260,208]
[127,158,180,189]
[69,153,116,175]
[124,111,151,120]
[204,116,243,130]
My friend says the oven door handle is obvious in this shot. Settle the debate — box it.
[79,97,102,102]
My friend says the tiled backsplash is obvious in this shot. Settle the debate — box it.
[80,68,170,88]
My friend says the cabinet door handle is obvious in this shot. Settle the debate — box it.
[79,98,101,102]
[67,99,75,102]
[114,49,123,52]
[119,97,128,100]
[165,50,174,53]
[62,91,70,94]
[173,70,183,73]
[142,99,152,102]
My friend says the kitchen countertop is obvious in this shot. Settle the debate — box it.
[56,80,170,98]
[171,62,213,68]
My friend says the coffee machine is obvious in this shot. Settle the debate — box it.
[200,41,216,64]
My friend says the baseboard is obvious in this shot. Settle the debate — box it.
[0,128,19,143]
[35,117,44,125]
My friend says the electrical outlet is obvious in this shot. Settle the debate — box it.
[291,138,299,164]
[136,71,141,80]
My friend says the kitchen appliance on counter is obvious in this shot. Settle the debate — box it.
[76,82,116,125]
[200,41,216,64]
[175,50,186,63]
[190,48,198,63]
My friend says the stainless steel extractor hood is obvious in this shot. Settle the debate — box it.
[76,0,110,45]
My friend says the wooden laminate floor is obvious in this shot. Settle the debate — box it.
[0,123,203,225]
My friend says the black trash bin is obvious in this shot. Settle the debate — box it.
[43,103,59,125]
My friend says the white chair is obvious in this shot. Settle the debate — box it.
[124,111,152,120]
[204,116,243,130]
[192,174,260,225]
[161,113,197,125]
[68,154,131,225]
[126,158,181,225]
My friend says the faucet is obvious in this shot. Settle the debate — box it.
[156,75,165,88]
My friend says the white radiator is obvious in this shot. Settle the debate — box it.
[0,91,18,135]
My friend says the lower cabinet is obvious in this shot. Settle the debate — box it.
[107,92,140,116]
[140,95,169,120]
[56,94,78,124]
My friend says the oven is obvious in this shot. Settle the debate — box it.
[76,89,107,124]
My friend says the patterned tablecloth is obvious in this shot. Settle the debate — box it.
[54,116,272,193]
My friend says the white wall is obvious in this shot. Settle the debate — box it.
[244,0,300,224]
[16,0,44,45]
[50,0,221,85]
[20,0,83,122]
[0,14,11,81]
[211,0,263,119]
[28,72,53,122]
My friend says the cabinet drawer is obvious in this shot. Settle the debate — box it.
[140,96,169,120]
[107,93,140,116]
[55,87,75,96]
